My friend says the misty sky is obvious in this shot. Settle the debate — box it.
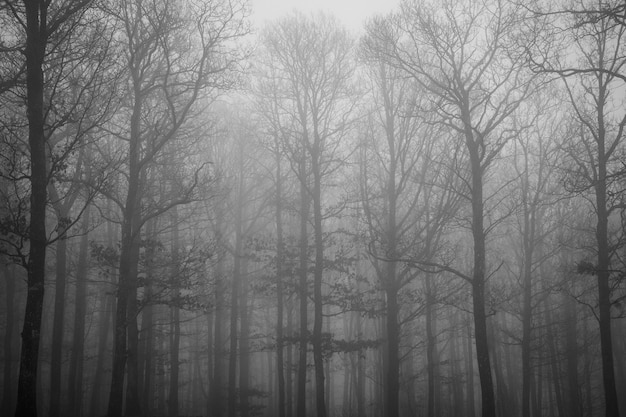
[250,0,400,32]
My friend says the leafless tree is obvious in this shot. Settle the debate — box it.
[364,1,537,416]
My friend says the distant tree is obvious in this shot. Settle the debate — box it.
[356,42,461,417]
[528,3,626,415]
[365,1,536,416]
[259,13,356,417]
[507,94,563,417]
[98,1,247,415]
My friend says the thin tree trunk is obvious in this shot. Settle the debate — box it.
[49,233,67,417]
[228,191,244,417]
[206,306,214,417]
[90,208,116,417]
[89,291,113,417]
[385,286,400,417]
[124,231,142,417]
[311,147,326,417]
[564,293,582,417]
[108,70,143,417]
[211,230,226,417]
[140,221,156,414]
[296,156,309,417]
[595,155,620,417]
[466,314,475,417]
[169,207,181,417]
[2,264,16,416]
[275,150,286,417]
[450,312,464,417]
[285,293,293,417]
[425,274,438,417]
[68,205,91,417]
[239,258,251,417]
[521,199,534,417]
[544,301,565,417]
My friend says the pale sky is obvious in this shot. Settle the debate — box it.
[250,0,400,34]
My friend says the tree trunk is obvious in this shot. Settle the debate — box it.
[464,122,495,417]
[285,293,294,417]
[123,234,142,417]
[228,195,244,417]
[16,2,48,416]
[90,213,116,417]
[49,234,67,417]
[521,197,535,417]
[140,220,155,414]
[108,63,144,416]
[275,152,286,417]
[296,156,309,417]
[89,291,113,417]
[169,208,181,417]
[385,285,400,417]
[68,205,91,417]
[595,149,620,417]
[564,292,582,417]
[544,300,565,417]
[311,148,326,417]
[425,275,438,417]
[466,314,476,417]
[2,264,16,416]
[239,258,251,417]
[169,302,181,417]
[210,232,226,417]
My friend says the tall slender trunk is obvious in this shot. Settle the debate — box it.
[2,265,16,416]
[464,119,495,417]
[285,293,294,417]
[89,291,113,417]
[383,107,400,417]
[228,175,245,417]
[544,300,565,417]
[206,307,214,417]
[123,229,142,417]
[141,220,156,413]
[275,152,286,417]
[211,227,225,417]
[108,77,143,417]
[169,207,181,417]
[521,194,535,417]
[68,205,91,417]
[425,275,438,417]
[49,232,67,417]
[296,155,309,417]
[16,3,48,417]
[385,286,400,417]
[239,258,251,417]
[466,313,475,417]
[450,312,464,417]
[311,147,326,417]
[564,293,582,417]
[90,211,116,417]
[595,137,620,417]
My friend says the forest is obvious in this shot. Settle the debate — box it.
[1,0,626,417]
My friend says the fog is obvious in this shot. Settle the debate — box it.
[1,1,626,417]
